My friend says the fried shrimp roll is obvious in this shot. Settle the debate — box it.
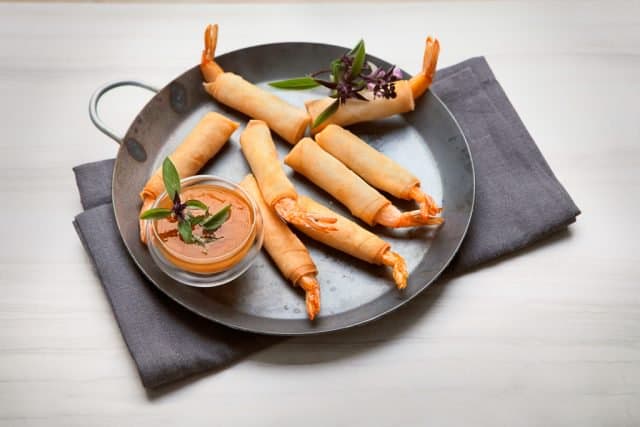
[296,196,408,289]
[316,124,442,221]
[306,37,439,133]
[240,174,320,319]
[201,24,310,144]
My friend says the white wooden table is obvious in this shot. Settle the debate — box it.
[1,1,638,425]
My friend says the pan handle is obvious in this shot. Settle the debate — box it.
[88,80,159,144]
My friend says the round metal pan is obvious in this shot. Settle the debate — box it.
[96,42,474,335]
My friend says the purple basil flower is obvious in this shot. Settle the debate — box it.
[391,66,403,80]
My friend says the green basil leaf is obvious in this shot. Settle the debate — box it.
[162,157,181,200]
[202,204,231,231]
[189,215,207,226]
[350,39,366,78]
[184,199,208,211]
[312,99,340,128]
[330,59,344,83]
[139,208,172,220]
[348,38,365,56]
[177,220,193,243]
[269,77,320,90]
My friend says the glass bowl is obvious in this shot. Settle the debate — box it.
[145,175,264,287]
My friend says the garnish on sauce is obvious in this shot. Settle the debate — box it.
[269,39,403,127]
[140,157,231,253]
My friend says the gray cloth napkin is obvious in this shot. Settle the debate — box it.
[73,57,580,389]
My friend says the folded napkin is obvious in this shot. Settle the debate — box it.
[73,57,580,389]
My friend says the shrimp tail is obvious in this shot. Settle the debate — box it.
[408,36,440,99]
[375,204,444,228]
[408,185,442,218]
[200,24,224,82]
[380,250,408,289]
[274,198,338,233]
[297,274,321,320]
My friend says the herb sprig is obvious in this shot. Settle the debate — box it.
[140,158,231,252]
[269,39,403,127]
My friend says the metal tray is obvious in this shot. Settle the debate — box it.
[90,42,474,335]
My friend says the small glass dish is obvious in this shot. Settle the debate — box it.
[145,175,264,287]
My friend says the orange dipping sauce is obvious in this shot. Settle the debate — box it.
[149,184,257,274]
